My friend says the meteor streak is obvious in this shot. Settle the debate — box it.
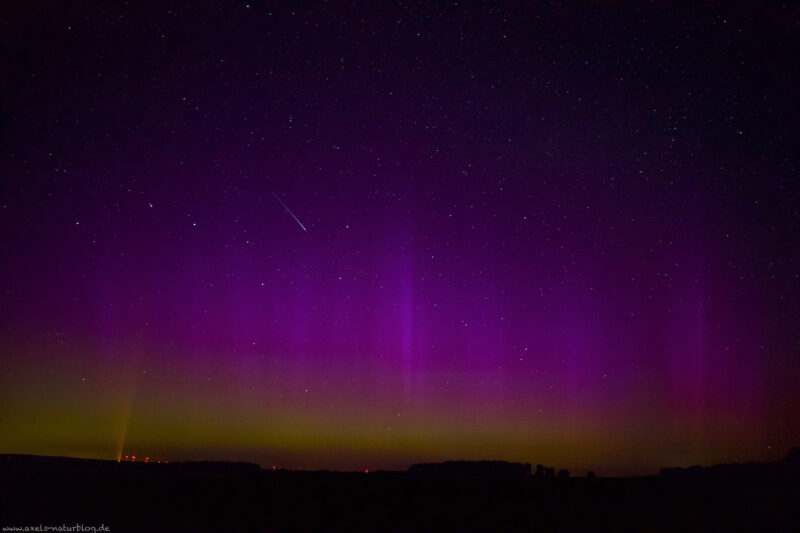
[272,192,307,231]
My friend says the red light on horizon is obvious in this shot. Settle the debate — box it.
[145,457,149,463]
[132,456,136,462]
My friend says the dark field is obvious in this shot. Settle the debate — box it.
[1,455,798,532]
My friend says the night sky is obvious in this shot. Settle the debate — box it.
[1,2,798,476]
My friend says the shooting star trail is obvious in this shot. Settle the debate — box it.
[272,192,307,231]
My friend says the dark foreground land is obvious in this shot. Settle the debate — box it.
[1,454,798,532]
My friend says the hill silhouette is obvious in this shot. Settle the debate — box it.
[0,451,798,531]
[408,460,532,480]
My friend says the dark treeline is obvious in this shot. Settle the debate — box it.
[1,451,798,531]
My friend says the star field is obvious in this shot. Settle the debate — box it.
[0,2,798,475]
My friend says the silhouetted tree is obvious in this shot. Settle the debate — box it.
[545,467,555,478]
[586,471,596,480]
[557,469,569,479]
[785,447,800,465]
[535,464,544,477]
